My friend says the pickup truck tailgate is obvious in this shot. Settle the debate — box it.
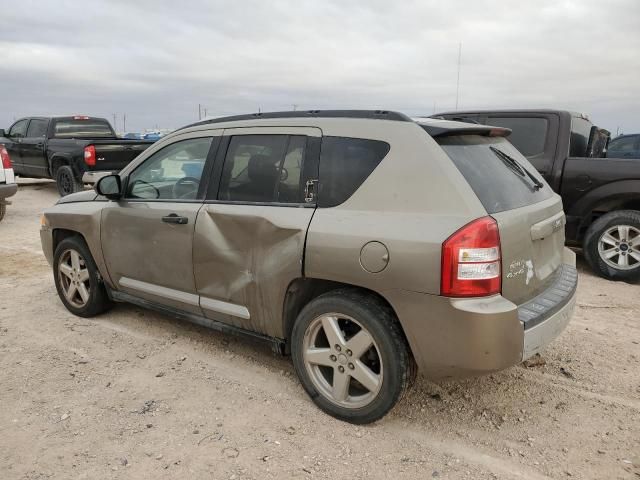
[90,141,153,171]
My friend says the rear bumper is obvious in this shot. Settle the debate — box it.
[385,247,577,379]
[0,183,17,200]
[82,171,114,184]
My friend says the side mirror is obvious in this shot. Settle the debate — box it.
[95,174,122,200]
[0,129,6,137]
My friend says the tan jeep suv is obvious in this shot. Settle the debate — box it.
[40,110,577,424]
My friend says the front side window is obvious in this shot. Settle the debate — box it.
[218,135,308,203]
[27,119,48,138]
[9,119,29,138]
[126,137,213,200]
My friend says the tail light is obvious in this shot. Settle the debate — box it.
[84,145,96,166]
[0,144,12,169]
[441,216,501,297]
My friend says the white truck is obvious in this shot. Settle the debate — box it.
[0,144,17,222]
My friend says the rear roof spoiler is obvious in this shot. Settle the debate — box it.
[413,117,512,138]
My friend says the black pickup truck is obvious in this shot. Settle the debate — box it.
[0,116,154,196]
[434,109,640,281]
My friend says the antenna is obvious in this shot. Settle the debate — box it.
[455,42,462,111]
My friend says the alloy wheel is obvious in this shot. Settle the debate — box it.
[597,225,640,270]
[302,313,383,409]
[58,249,91,308]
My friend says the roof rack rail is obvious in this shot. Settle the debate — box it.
[180,109,412,130]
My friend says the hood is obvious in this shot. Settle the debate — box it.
[56,190,100,204]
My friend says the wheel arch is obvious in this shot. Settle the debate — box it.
[567,180,640,240]
[281,277,412,357]
[49,154,73,177]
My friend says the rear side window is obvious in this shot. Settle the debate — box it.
[218,134,309,204]
[438,136,554,214]
[27,119,48,138]
[608,135,638,153]
[318,137,390,207]
[53,118,114,138]
[570,117,593,157]
[485,117,548,158]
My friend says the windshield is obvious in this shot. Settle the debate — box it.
[436,135,554,214]
[53,118,115,138]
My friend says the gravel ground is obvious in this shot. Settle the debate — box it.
[1,182,639,480]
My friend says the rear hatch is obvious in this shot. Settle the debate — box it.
[89,140,153,171]
[433,130,565,305]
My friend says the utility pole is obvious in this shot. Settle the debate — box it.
[112,113,117,133]
[455,42,462,111]
[203,108,207,118]
[292,104,298,111]
[198,104,202,121]
[123,114,126,133]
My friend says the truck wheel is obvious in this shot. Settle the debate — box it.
[53,236,113,317]
[291,290,414,424]
[0,203,5,222]
[583,210,640,281]
[56,165,83,196]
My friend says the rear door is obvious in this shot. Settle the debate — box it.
[22,118,49,177]
[101,132,220,313]
[437,134,564,305]
[193,127,321,338]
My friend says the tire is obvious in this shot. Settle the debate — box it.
[291,289,414,424]
[0,203,5,222]
[56,165,83,197]
[53,236,112,317]
[583,210,640,282]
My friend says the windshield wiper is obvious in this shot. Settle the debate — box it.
[489,146,543,191]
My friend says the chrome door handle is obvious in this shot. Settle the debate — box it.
[162,213,188,225]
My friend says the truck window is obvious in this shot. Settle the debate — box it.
[437,135,554,214]
[9,119,29,138]
[570,117,592,157]
[484,117,548,158]
[53,118,114,138]
[26,119,48,138]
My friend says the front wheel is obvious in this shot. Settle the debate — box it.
[583,210,640,281]
[291,290,414,424]
[53,236,112,317]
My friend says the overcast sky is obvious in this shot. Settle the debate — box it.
[1,0,639,134]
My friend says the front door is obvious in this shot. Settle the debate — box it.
[194,127,321,338]
[101,134,219,313]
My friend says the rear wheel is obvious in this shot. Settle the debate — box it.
[583,210,640,281]
[53,236,112,317]
[291,290,413,424]
[56,165,83,196]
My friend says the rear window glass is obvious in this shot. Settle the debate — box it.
[437,135,554,214]
[319,137,390,207]
[570,117,593,157]
[53,119,114,138]
[484,117,548,157]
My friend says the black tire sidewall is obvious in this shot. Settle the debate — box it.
[291,291,410,424]
[56,166,81,197]
[53,236,110,317]
[583,210,640,281]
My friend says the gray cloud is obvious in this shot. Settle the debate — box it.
[1,0,639,133]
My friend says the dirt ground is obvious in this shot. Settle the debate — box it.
[0,182,638,480]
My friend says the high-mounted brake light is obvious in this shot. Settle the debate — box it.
[441,216,501,297]
[73,115,90,120]
[0,144,12,169]
[84,145,96,166]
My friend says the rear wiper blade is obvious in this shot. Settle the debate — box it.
[489,146,544,191]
